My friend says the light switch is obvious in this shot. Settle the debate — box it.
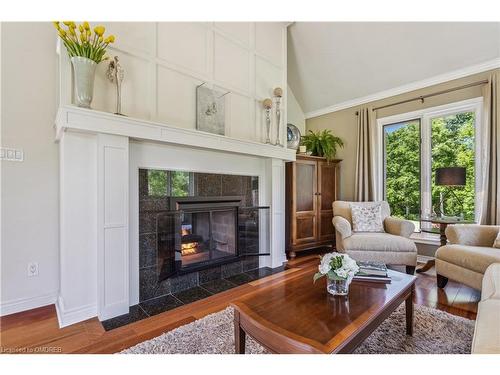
[0,147,23,162]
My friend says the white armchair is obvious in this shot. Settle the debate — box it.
[332,201,418,274]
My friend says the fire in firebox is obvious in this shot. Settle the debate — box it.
[181,224,199,255]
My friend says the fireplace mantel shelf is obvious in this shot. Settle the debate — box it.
[55,105,296,161]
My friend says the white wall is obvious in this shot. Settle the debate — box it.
[287,86,306,135]
[1,23,60,314]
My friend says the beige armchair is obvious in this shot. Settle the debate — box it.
[332,201,418,274]
[436,224,500,290]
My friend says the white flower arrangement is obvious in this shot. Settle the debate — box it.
[313,252,359,282]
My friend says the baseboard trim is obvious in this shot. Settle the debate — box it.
[0,292,58,317]
[55,296,97,328]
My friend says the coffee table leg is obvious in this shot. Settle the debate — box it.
[405,285,414,336]
[234,310,246,354]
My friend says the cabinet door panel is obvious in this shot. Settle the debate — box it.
[318,161,338,210]
[295,161,316,212]
[292,159,318,244]
[318,161,338,241]
[319,212,335,237]
[295,215,316,243]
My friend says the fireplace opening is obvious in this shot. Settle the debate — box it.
[179,208,237,267]
[156,196,270,281]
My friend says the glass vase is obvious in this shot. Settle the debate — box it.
[327,276,353,296]
[71,56,97,108]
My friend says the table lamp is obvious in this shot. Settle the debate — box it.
[435,167,466,218]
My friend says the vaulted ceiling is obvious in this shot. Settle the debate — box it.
[287,22,500,117]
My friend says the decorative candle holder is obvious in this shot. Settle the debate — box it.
[263,98,273,144]
[273,87,283,146]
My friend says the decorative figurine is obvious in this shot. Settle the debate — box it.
[273,87,283,146]
[106,56,125,116]
[263,98,273,144]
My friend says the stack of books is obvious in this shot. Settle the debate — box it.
[353,261,391,283]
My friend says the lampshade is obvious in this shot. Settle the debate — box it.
[435,167,466,186]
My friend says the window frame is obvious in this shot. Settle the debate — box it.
[376,97,483,222]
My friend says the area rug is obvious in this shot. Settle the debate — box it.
[121,304,474,354]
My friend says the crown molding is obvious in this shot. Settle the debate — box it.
[305,58,500,119]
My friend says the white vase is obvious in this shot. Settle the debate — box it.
[71,56,97,108]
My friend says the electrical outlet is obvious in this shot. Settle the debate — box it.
[27,262,39,277]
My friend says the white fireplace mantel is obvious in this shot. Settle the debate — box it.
[55,105,290,328]
[55,105,297,161]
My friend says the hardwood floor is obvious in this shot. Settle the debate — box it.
[0,252,480,354]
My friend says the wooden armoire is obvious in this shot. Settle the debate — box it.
[285,155,341,258]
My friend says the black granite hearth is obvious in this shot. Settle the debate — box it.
[101,266,284,331]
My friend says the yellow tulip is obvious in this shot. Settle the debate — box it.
[83,21,90,30]
[79,25,84,33]
[70,22,76,29]
[53,21,60,30]
[63,21,72,26]
[80,34,86,43]
[105,35,115,43]
[69,27,76,36]
[94,26,105,36]
[58,29,67,38]
[99,36,103,42]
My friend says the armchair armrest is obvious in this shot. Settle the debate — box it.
[482,263,500,301]
[445,224,500,247]
[332,216,352,240]
[384,216,415,238]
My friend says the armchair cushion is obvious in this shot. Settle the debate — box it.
[384,216,415,238]
[332,216,352,240]
[332,200,391,227]
[343,233,417,253]
[445,224,500,247]
[436,245,500,274]
[350,202,385,232]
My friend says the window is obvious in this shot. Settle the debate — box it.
[147,169,194,197]
[383,120,421,222]
[378,98,482,231]
[431,112,475,220]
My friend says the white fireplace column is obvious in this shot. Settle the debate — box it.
[57,130,129,327]
[262,158,287,268]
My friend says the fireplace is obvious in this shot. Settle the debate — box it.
[156,196,269,281]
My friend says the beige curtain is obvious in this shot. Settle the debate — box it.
[354,107,376,201]
[479,73,500,225]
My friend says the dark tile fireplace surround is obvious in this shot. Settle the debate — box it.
[138,170,263,298]
[101,169,279,331]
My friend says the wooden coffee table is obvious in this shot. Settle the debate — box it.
[231,269,416,354]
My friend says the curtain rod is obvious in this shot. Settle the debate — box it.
[355,79,488,115]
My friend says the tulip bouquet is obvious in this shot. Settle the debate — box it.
[53,21,115,63]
